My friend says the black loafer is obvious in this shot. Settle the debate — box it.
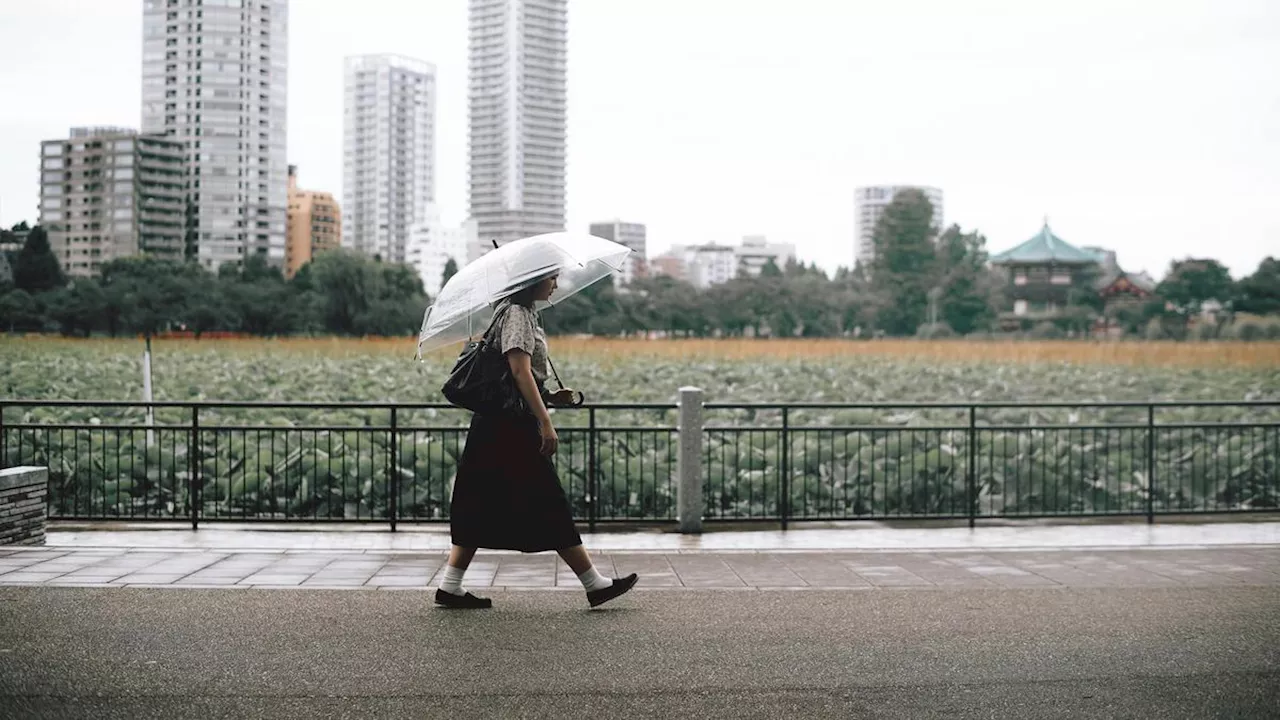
[434,589,493,609]
[587,573,639,608]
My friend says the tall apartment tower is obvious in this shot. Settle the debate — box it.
[343,54,436,264]
[39,127,185,277]
[141,0,289,270]
[468,0,568,250]
[588,220,646,285]
[854,185,944,267]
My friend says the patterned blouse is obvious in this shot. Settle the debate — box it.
[496,301,550,383]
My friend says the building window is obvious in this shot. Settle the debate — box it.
[1013,300,1028,316]
[1050,271,1071,285]
[1013,271,1028,286]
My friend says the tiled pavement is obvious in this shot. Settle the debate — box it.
[2,545,1278,591]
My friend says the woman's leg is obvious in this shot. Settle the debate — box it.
[438,545,479,597]
[555,544,592,574]
[558,544,640,606]
[557,544,613,591]
[448,545,477,570]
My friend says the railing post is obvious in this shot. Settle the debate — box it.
[190,405,199,531]
[677,387,704,534]
[967,405,977,529]
[587,407,597,533]
[389,406,399,532]
[780,407,790,530]
[1146,404,1155,524]
[0,404,6,468]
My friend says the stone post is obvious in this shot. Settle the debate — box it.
[0,466,48,546]
[677,387,704,534]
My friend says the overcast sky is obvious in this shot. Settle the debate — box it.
[1,0,1277,278]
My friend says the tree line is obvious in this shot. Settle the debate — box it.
[1,190,1277,339]
[1,225,425,337]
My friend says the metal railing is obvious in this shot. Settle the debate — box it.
[1,397,1276,530]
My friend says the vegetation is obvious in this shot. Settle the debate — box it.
[2,338,1276,522]
[3,208,1274,339]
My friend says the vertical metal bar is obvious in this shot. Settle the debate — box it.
[190,406,200,530]
[389,406,399,532]
[780,407,790,530]
[0,403,6,467]
[967,406,976,528]
[588,407,597,533]
[1152,404,1162,520]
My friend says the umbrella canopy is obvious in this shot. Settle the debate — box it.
[416,232,631,357]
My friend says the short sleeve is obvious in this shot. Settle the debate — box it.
[499,304,538,356]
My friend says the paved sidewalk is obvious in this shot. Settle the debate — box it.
[44,517,1280,552]
[3,584,1278,718]
[3,545,1278,591]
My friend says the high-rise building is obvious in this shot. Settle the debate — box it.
[407,205,477,297]
[468,0,568,249]
[285,166,341,279]
[854,185,944,267]
[343,54,437,264]
[588,220,646,285]
[735,234,796,277]
[39,127,185,277]
[141,0,288,271]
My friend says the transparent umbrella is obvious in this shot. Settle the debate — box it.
[415,232,631,358]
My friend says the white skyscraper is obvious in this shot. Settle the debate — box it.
[468,0,568,248]
[343,54,437,264]
[854,185,944,267]
[141,0,288,270]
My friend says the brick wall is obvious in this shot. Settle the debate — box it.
[0,466,48,546]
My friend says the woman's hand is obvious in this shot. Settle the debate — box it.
[539,420,559,456]
[546,388,580,407]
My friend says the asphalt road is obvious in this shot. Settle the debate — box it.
[1,586,1277,719]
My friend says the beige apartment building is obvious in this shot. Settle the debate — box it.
[38,126,185,277]
[285,166,341,278]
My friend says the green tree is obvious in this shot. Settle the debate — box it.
[307,250,426,336]
[935,225,998,334]
[99,256,192,337]
[0,289,42,332]
[1157,258,1234,315]
[1233,257,1280,315]
[12,226,65,294]
[442,257,459,288]
[869,188,937,335]
[44,279,106,336]
[181,272,237,337]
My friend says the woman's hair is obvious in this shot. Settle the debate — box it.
[507,271,558,307]
[508,283,540,307]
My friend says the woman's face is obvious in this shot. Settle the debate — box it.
[534,274,559,301]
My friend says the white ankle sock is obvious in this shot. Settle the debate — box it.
[440,564,467,596]
[577,566,613,592]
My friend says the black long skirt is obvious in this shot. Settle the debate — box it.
[449,412,583,552]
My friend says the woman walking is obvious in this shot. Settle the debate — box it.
[436,272,639,609]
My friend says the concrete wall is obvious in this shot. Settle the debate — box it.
[0,466,48,546]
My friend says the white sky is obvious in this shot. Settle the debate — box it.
[1,0,1277,278]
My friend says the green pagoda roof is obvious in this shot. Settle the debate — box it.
[990,223,1098,265]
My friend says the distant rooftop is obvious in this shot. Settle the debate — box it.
[990,222,1098,265]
